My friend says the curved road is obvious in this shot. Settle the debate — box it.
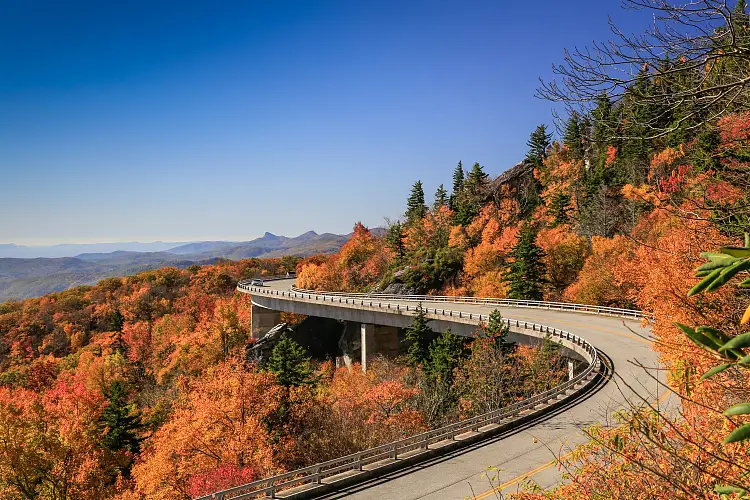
[251,279,667,499]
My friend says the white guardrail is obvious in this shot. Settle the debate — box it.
[197,281,609,500]
[287,285,649,321]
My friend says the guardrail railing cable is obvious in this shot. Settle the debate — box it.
[283,284,648,320]
[200,283,603,500]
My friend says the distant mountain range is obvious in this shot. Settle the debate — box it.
[0,241,193,259]
[0,231,359,302]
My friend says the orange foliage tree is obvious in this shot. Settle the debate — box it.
[563,235,636,307]
[453,202,520,297]
[296,223,391,292]
[538,226,590,300]
[130,360,283,500]
[0,380,111,499]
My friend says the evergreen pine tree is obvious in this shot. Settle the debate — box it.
[449,161,465,212]
[433,184,449,211]
[591,93,615,169]
[385,221,406,259]
[620,67,656,184]
[465,162,489,191]
[452,163,489,226]
[562,111,584,160]
[404,303,432,367]
[483,309,515,351]
[405,180,427,224]
[98,381,142,476]
[106,309,125,332]
[549,191,572,227]
[526,125,553,168]
[452,161,464,193]
[425,329,465,384]
[267,336,315,387]
[503,223,546,300]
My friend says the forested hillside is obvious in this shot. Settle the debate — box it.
[0,253,567,498]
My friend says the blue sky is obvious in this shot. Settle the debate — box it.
[0,1,651,245]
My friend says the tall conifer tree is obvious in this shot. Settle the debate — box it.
[267,336,315,387]
[563,111,584,160]
[405,303,432,367]
[465,162,489,191]
[98,381,142,477]
[452,161,464,194]
[526,125,553,168]
[405,180,427,224]
[433,184,449,211]
[503,223,546,300]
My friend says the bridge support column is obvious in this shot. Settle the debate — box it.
[568,360,575,381]
[252,304,282,339]
[361,323,375,372]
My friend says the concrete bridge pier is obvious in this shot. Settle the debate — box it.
[251,303,282,339]
[361,324,375,372]
[360,323,400,372]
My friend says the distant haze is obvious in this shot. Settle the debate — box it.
[0,241,193,259]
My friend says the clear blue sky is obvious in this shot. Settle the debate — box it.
[0,0,650,245]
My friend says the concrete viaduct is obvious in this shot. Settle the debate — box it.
[233,278,665,499]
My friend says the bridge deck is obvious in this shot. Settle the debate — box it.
[239,279,667,500]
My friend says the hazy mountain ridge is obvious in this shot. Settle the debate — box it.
[0,241,194,259]
[0,230,362,301]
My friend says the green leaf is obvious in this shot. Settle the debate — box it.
[697,326,732,344]
[696,255,742,271]
[688,268,723,297]
[702,251,733,260]
[720,246,750,258]
[702,363,732,380]
[738,353,750,365]
[705,259,750,292]
[675,323,721,351]
[698,327,742,359]
[720,332,750,352]
[740,278,750,289]
[715,484,748,496]
[697,256,739,271]
[723,423,750,444]
[724,402,750,416]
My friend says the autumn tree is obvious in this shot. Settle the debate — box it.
[130,360,283,500]
[538,226,590,300]
[564,235,634,307]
